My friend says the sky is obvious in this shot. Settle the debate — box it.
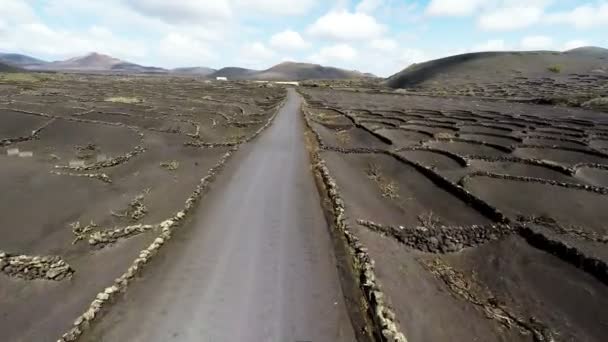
[0,0,607,76]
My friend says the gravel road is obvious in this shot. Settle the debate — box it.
[83,88,356,342]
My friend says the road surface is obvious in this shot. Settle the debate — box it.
[84,89,356,341]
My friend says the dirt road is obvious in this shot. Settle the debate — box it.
[83,88,356,341]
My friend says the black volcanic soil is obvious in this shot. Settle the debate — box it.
[0,73,286,341]
[300,85,608,342]
[386,48,608,110]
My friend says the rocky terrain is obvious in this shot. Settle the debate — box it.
[0,72,286,341]
[299,73,608,341]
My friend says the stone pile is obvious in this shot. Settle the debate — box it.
[358,220,514,253]
[0,251,73,281]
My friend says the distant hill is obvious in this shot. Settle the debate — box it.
[252,62,369,81]
[27,52,167,73]
[564,46,608,58]
[43,52,123,70]
[0,53,47,67]
[210,67,259,79]
[0,61,22,72]
[0,51,374,79]
[171,67,216,76]
[386,47,608,89]
[110,62,166,73]
[208,62,372,81]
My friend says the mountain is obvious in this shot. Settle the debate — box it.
[564,46,608,58]
[0,51,374,79]
[252,62,369,81]
[29,52,166,73]
[208,62,372,81]
[171,67,216,76]
[44,52,123,70]
[386,47,608,89]
[110,62,166,73]
[0,61,22,72]
[0,53,47,67]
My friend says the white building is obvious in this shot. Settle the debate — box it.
[216,77,228,81]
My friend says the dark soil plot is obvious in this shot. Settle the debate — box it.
[426,140,506,157]
[466,160,575,182]
[458,124,512,135]
[104,135,230,224]
[17,119,141,162]
[5,101,55,114]
[513,147,608,166]
[458,133,520,146]
[406,119,456,128]
[375,128,431,147]
[0,109,49,137]
[81,112,195,134]
[348,226,519,342]
[575,167,608,187]
[442,235,608,342]
[535,127,586,137]
[323,151,490,227]
[397,149,463,171]
[0,157,111,253]
[589,139,608,150]
[309,108,352,126]
[0,225,157,342]
[523,137,587,149]
[477,121,524,131]
[358,117,403,128]
[311,121,389,149]
[400,124,456,135]
[464,177,608,234]
[88,103,156,117]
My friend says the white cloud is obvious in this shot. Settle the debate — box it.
[545,3,608,29]
[473,39,508,51]
[426,0,484,16]
[478,6,543,30]
[397,48,432,66]
[309,44,357,63]
[307,10,386,41]
[520,35,553,49]
[562,40,590,50]
[0,22,148,61]
[125,0,232,24]
[238,42,276,68]
[370,38,398,51]
[158,32,216,67]
[269,30,310,51]
[233,0,318,15]
[356,0,384,13]
[0,0,37,24]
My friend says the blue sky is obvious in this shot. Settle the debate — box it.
[0,0,606,76]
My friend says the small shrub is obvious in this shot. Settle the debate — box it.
[547,65,562,73]
[435,132,454,139]
[0,73,45,83]
[105,96,143,104]
[336,129,351,145]
[365,162,399,199]
[582,97,608,110]
[417,211,442,228]
[160,160,179,171]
